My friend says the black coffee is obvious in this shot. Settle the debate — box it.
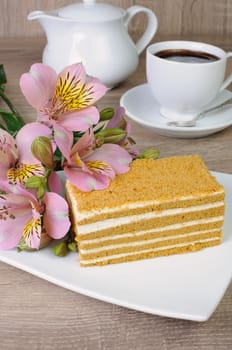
[155,49,220,63]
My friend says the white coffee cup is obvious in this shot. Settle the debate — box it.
[146,41,232,121]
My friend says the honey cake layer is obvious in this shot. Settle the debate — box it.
[79,230,222,259]
[77,201,224,234]
[69,192,225,225]
[79,239,221,266]
[79,223,224,249]
[65,156,225,219]
[76,206,224,239]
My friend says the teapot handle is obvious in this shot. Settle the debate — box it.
[124,6,158,55]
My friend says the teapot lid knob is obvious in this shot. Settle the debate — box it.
[58,0,124,21]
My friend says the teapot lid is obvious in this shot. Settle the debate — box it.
[57,0,125,22]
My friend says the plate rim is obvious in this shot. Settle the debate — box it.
[120,84,232,136]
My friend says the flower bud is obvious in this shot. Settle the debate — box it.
[52,242,68,257]
[100,108,115,121]
[95,128,126,144]
[67,241,78,252]
[31,136,54,169]
[138,148,160,160]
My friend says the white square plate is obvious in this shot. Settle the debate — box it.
[0,171,231,322]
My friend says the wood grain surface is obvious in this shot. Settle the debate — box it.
[1,0,232,38]
[0,34,231,349]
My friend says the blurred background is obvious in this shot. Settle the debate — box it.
[0,0,231,39]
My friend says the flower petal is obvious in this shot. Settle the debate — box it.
[53,63,107,111]
[16,122,53,164]
[85,160,115,179]
[0,181,39,204]
[0,192,32,249]
[86,144,132,174]
[23,216,42,249]
[106,106,125,129]
[84,77,108,105]
[64,167,110,192]
[59,106,100,131]
[7,163,45,186]
[54,63,107,112]
[0,223,24,249]
[54,63,86,110]
[53,124,73,159]
[58,63,86,90]
[48,171,62,194]
[0,163,9,182]
[43,192,70,239]
[71,128,95,159]
[20,63,57,110]
[0,129,18,180]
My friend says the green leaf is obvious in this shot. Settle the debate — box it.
[36,186,46,200]
[0,110,24,135]
[25,176,45,189]
[0,64,7,86]
[73,130,84,144]
[25,175,47,200]
[54,148,63,170]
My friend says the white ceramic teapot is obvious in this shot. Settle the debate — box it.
[28,0,158,87]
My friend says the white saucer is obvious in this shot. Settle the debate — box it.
[120,84,232,138]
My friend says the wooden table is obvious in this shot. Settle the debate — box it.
[0,37,231,350]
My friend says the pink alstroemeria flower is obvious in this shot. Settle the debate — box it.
[19,63,107,153]
[63,128,132,192]
[0,124,52,185]
[106,107,139,157]
[0,182,70,250]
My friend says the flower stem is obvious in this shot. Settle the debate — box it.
[0,88,25,125]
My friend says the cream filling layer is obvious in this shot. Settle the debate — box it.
[80,229,221,254]
[77,201,224,235]
[81,219,224,244]
[70,191,224,222]
[80,238,219,265]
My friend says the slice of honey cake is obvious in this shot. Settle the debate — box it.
[66,155,225,267]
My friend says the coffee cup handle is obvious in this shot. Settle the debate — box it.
[124,6,158,55]
[219,52,232,92]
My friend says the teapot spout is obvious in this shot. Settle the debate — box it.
[28,10,64,39]
[28,10,56,21]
